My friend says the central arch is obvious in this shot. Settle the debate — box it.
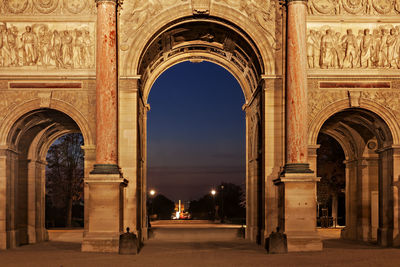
[127,17,267,243]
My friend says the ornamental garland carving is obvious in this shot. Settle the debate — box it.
[307,24,400,69]
[0,22,95,70]
[0,0,95,15]
[308,0,400,15]
[120,0,188,43]
[308,90,400,125]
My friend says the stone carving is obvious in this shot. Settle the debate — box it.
[0,0,95,15]
[0,22,94,69]
[33,0,59,14]
[215,0,280,50]
[308,90,400,125]
[307,25,400,69]
[308,90,348,120]
[63,0,87,14]
[308,0,400,15]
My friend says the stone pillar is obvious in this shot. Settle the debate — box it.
[82,0,124,253]
[274,0,322,252]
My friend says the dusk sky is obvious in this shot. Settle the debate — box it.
[147,61,246,202]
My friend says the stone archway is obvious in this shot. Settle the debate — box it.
[0,108,90,249]
[315,108,398,246]
[132,18,265,243]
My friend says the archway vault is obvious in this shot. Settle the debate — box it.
[136,20,265,104]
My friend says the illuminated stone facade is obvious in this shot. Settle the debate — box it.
[0,0,399,252]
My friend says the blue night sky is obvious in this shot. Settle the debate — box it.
[147,61,246,202]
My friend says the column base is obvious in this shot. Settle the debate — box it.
[286,231,322,252]
[274,171,323,252]
[378,227,393,247]
[81,232,120,253]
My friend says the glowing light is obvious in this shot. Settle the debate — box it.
[150,190,156,196]
[211,189,216,196]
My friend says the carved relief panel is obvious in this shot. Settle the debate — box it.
[0,0,95,15]
[308,0,400,15]
[0,22,95,71]
[307,23,400,70]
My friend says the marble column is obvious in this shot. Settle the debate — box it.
[82,0,124,253]
[273,0,322,252]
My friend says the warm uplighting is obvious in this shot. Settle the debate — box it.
[211,189,216,196]
[149,189,156,196]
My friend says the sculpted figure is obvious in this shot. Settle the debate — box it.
[37,25,52,67]
[360,29,372,68]
[61,30,73,68]
[386,28,398,68]
[307,30,316,68]
[321,29,336,68]
[379,28,389,67]
[6,26,19,66]
[341,29,357,68]
[83,29,93,68]
[122,0,162,42]
[52,30,62,68]
[22,26,38,66]
[370,29,381,67]
[333,31,344,68]
[0,25,7,66]
[73,29,84,68]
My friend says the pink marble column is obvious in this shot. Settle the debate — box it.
[285,0,311,173]
[93,0,119,174]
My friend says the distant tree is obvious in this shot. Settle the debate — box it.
[317,134,345,210]
[188,194,215,220]
[189,182,245,221]
[150,194,175,220]
[46,133,84,227]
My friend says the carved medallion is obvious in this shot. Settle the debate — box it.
[4,0,29,14]
[342,0,364,14]
[64,0,87,14]
[310,0,335,14]
[372,0,392,14]
[33,0,59,14]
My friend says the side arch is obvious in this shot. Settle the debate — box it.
[0,98,94,148]
[308,99,400,146]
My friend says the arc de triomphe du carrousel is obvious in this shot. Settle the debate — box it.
[1,0,400,253]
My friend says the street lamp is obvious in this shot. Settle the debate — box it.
[221,185,224,223]
[149,189,156,221]
[211,189,217,221]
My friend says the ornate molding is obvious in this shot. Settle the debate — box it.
[0,0,96,15]
[308,0,400,16]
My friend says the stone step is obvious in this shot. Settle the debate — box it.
[150,227,244,241]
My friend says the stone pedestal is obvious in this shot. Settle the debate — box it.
[275,173,322,252]
[81,173,125,253]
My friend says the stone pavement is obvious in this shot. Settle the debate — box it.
[0,228,399,267]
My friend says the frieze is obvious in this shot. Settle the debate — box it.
[307,24,400,70]
[308,0,400,15]
[0,0,95,15]
[0,22,95,70]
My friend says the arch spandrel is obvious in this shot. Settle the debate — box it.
[308,98,400,147]
[119,0,281,77]
[0,98,94,148]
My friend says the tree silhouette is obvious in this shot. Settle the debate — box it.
[46,133,84,227]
